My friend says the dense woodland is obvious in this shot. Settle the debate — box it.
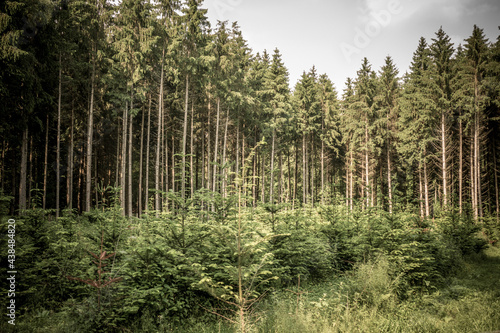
[0,0,499,219]
[1,0,500,332]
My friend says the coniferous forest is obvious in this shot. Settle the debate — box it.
[1,1,500,332]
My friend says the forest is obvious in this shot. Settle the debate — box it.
[1,0,500,332]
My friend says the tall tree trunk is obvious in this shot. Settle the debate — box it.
[471,136,477,220]
[145,94,151,212]
[86,59,96,212]
[207,98,211,192]
[190,100,195,198]
[56,53,62,217]
[321,132,325,205]
[270,127,275,204]
[182,74,189,200]
[493,144,499,224]
[441,111,448,208]
[155,50,164,215]
[279,151,283,204]
[121,102,128,216]
[459,115,463,214]
[261,151,265,203]
[424,151,430,218]
[128,94,133,217]
[19,128,28,212]
[222,108,229,198]
[138,103,145,217]
[302,133,306,205]
[213,97,220,193]
[365,123,370,209]
[419,165,424,219]
[387,143,393,214]
[43,115,49,210]
[67,108,74,210]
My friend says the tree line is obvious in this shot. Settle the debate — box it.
[1,0,499,221]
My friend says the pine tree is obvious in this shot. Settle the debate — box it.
[375,56,399,213]
[430,27,455,210]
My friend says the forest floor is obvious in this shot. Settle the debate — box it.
[7,247,500,332]
[178,246,500,333]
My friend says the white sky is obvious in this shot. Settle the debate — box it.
[202,0,500,93]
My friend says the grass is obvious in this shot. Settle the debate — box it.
[256,246,500,333]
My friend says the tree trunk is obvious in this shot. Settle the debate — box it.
[387,143,393,214]
[19,128,28,212]
[441,111,448,208]
[182,74,189,200]
[207,98,211,192]
[270,127,275,204]
[67,108,74,210]
[86,59,96,212]
[190,99,195,198]
[213,97,220,193]
[121,102,128,215]
[128,94,133,217]
[138,103,145,217]
[43,115,49,210]
[419,165,424,219]
[424,151,430,218]
[471,137,477,220]
[155,50,164,215]
[222,108,229,198]
[302,133,306,205]
[56,53,62,217]
[459,115,463,214]
[493,143,499,224]
[321,132,325,205]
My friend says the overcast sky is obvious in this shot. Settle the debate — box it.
[202,0,500,93]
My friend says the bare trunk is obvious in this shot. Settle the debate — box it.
[424,152,430,218]
[387,144,393,214]
[182,74,189,200]
[350,149,354,211]
[419,165,424,219]
[494,144,499,224]
[458,115,463,214]
[212,97,220,193]
[145,95,152,212]
[302,133,306,205]
[56,53,62,217]
[128,95,133,217]
[207,98,211,191]
[121,102,128,215]
[321,134,325,205]
[441,111,448,208]
[222,108,229,198]
[471,137,477,220]
[86,59,96,212]
[366,123,371,209]
[43,115,49,210]
[138,103,145,217]
[270,127,275,204]
[155,51,164,215]
[67,108,74,209]
[190,100,194,198]
[19,128,28,212]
